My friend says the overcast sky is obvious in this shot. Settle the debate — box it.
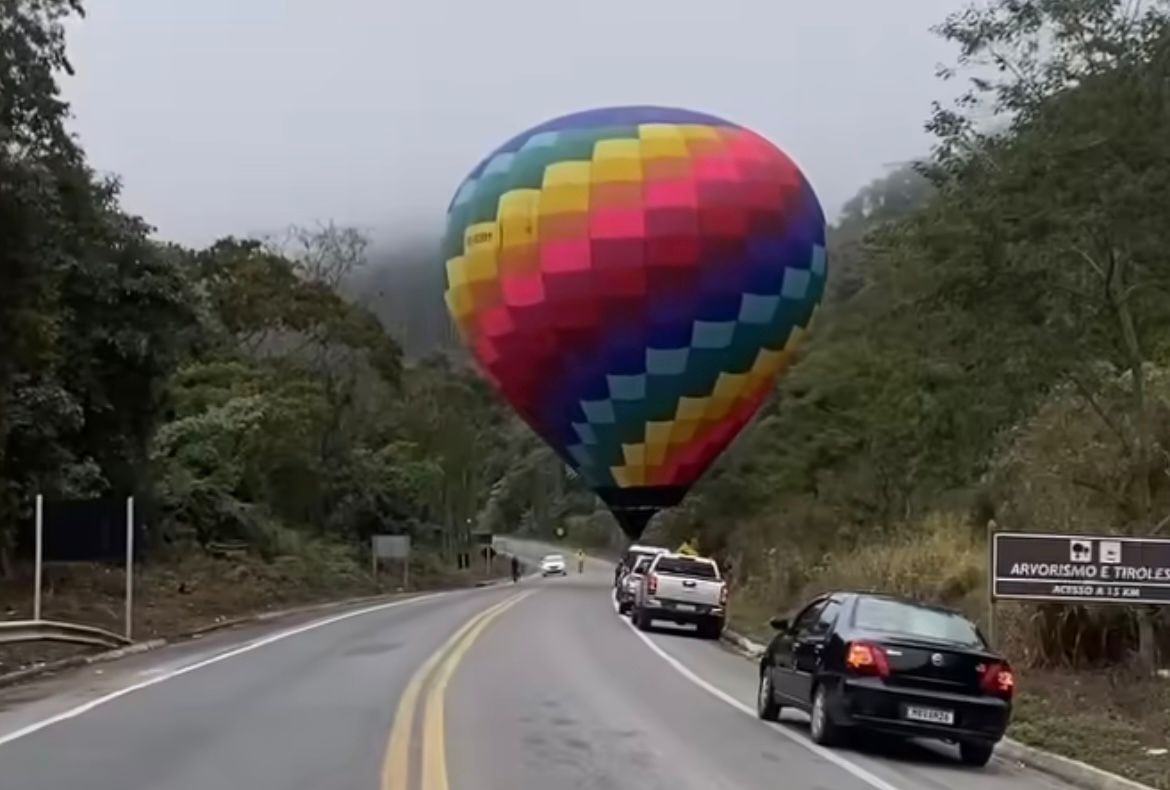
[61,0,973,249]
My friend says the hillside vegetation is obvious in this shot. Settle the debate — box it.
[0,0,511,639]
[666,0,1170,673]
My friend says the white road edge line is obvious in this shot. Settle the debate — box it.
[615,592,905,790]
[0,589,464,748]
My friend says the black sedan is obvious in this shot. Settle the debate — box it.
[756,592,1014,767]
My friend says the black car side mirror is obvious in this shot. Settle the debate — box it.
[769,616,789,631]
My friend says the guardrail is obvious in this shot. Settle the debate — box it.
[206,540,249,559]
[0,620,133,650]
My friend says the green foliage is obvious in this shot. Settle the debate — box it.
[0,0,505,578]
[695,0,1170,671]
[0,0,203,567]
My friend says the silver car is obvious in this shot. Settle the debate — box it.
[616,556,653,614]
[540,554,567,577]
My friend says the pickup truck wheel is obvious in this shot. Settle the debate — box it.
[757,671,782,721]
[809,685,843,746]
[695,617,722,639]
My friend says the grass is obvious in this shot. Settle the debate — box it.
[727,511,1170,789]
[1012,668,1170,789]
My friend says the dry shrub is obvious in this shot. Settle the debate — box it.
[996,601,1144,668]
[730,512,985,637]
[799,512,983,611]
[982,369,1170,669]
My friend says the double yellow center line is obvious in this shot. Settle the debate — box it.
[381,591,533,790]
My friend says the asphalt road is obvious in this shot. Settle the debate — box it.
[0,542,1077,790]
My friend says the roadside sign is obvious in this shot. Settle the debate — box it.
[372,534,410,588]
[20,496,145,562]
[372,534,410,559]
[992,532,1170,605]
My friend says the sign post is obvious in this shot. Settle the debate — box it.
[372,535,411,589]
[33,494,43,621]
[23,495,140,635]
[985,519,997,645]
[992,532,1170,605]
[474,532,493,577]
[125,496,135,640]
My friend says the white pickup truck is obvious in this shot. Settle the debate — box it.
[631,552,727,639]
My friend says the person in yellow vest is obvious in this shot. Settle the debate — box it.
[677,539,699,557]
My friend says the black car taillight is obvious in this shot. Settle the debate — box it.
[647,573,658,595]
[980,660,1016,700]
[845,641,890,679]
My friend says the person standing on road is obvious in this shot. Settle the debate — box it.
[510,555,520,583]
[576,549,585,574]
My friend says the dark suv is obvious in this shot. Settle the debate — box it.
[756,592,1014,767]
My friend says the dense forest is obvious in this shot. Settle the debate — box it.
[0,1,521,591]
[688,0,1170,676]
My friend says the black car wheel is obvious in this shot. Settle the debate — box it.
[809,685,842,746]
[635,607,652,631]
[617,600,630,615]
[958,741,995,767]
[756,671,782,722]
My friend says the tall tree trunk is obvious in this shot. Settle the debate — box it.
[1113,256,1159,674]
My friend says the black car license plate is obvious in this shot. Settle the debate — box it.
[903,705,955,725]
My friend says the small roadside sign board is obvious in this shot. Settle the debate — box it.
[992,532,1170,605]
[372,534,410,560]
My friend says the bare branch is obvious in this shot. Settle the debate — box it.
[1051,280,1098,302]
[1069,373,1134,456]
[1070,244,1106,280]
[1071,476,1131,511]
[1119,282,1142,305]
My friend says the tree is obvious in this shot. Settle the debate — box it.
[272,221,370,291]
[927,0,1170,672]
[0,0,201,570]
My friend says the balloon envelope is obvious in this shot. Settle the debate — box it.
[443,106,826,538]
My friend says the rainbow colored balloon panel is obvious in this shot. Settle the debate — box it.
[443,106,826,521]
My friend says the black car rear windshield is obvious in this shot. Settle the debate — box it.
[654,557,718,579]
[853,597,983,646]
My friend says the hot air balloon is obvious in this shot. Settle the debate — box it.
[443,106,826,540]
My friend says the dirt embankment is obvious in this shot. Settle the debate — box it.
[0,551,506,676]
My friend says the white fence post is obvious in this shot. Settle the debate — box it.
[125,496,134,641]
[33,494,43,621]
